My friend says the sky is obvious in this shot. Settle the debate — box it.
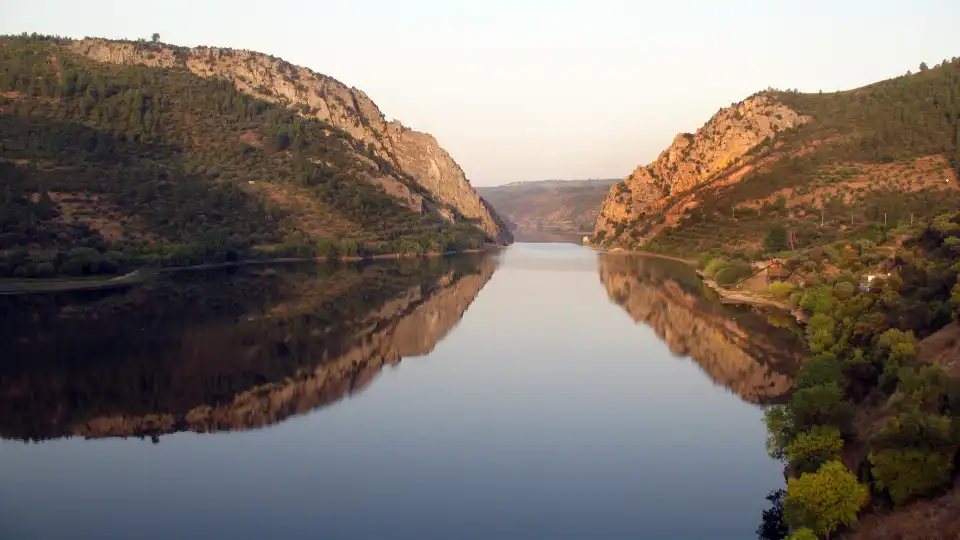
[4,1,959,186]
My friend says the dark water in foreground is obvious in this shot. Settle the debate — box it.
[0,244,801,540]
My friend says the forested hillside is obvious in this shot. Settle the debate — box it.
[596,58,960,258]
[0,35,501,278]
[478,179,616,240]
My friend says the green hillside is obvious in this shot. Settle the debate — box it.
[0,35,491,278]
[628,59,960,258]
[478,178,617,235]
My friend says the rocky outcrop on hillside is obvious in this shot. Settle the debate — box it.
[62,258,498,438]
[68,39,511,243]
[598,254,799,403]
[595,95,808,242]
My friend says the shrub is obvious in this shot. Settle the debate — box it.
[703,257,728,278]
[784,461,869,539]
[786,426,844,474]
[796,352,843,389]
[806,313,837,354]
[697,252,716,270]
[769,281,795,300]
[35,262,55,277]
[801,285,837,315]
[834,281,855,300]
[869,448,954,506]
[868,411,957,505]
[714,260,753,286]
[790,384,854,433]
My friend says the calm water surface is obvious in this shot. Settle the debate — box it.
[0,244,799,540]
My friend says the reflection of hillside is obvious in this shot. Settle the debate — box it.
[0,256,497,440]
[598,254,799,404]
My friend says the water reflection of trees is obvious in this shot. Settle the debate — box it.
[756,489,788,540]
[597,253,802,404]
[0,254,497,441]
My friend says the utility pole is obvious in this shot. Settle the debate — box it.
[884,213,887,228]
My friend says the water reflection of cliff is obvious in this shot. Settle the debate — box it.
[598,254,801,404]
[0,255,497,441]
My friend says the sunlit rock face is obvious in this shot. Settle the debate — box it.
[70,39,513,244]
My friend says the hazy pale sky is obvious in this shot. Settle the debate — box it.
[4,1,959,186]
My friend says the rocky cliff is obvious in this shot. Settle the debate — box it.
[69,38,511,243]
[598,254,800,403]
[595,95,808,243]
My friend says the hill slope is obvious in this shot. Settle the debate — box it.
[595,59,960,256]
[477,178,616,240]
[0,34,510,277]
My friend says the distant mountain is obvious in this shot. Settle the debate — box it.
[595,59,960,256]
[0,34,511,278]
[478,178,617,241]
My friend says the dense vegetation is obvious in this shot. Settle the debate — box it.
[623,58,960,258]
[0,34,492,278]
[756,212,960,539]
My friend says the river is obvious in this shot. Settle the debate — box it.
[0,243,801,540]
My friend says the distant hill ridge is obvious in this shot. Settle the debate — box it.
[478,178,617,238]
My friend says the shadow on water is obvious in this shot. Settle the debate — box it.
[597,253,803,405]
[0,253,499,441]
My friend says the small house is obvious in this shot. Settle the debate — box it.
[859,272,890,292]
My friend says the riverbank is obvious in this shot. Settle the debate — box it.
[0,247,499,295]
[698,274,807,322]
[585,244,698,265]
[584,244,805,320]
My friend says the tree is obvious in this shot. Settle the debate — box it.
[806,313,837,354]
[790,384,854,433]
[919,62,929,72]
[786,426,844,474]
[784,461,869,539]
[868,411,957,505]
[796,353,843,389]
[800,286,837,315]
[765,224,789,252]
[869,447,954,505]
[765,404,797,460]
[786,529,818,540]
[151,33,160,43]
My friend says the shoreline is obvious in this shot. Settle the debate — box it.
[0,246,502,295]
[584,244,698,265]
[699,274,807,322]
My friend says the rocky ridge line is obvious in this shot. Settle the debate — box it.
[595,95,808,242]
[69,38,512,243]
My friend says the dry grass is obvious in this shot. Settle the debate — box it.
[847,482,960,540]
